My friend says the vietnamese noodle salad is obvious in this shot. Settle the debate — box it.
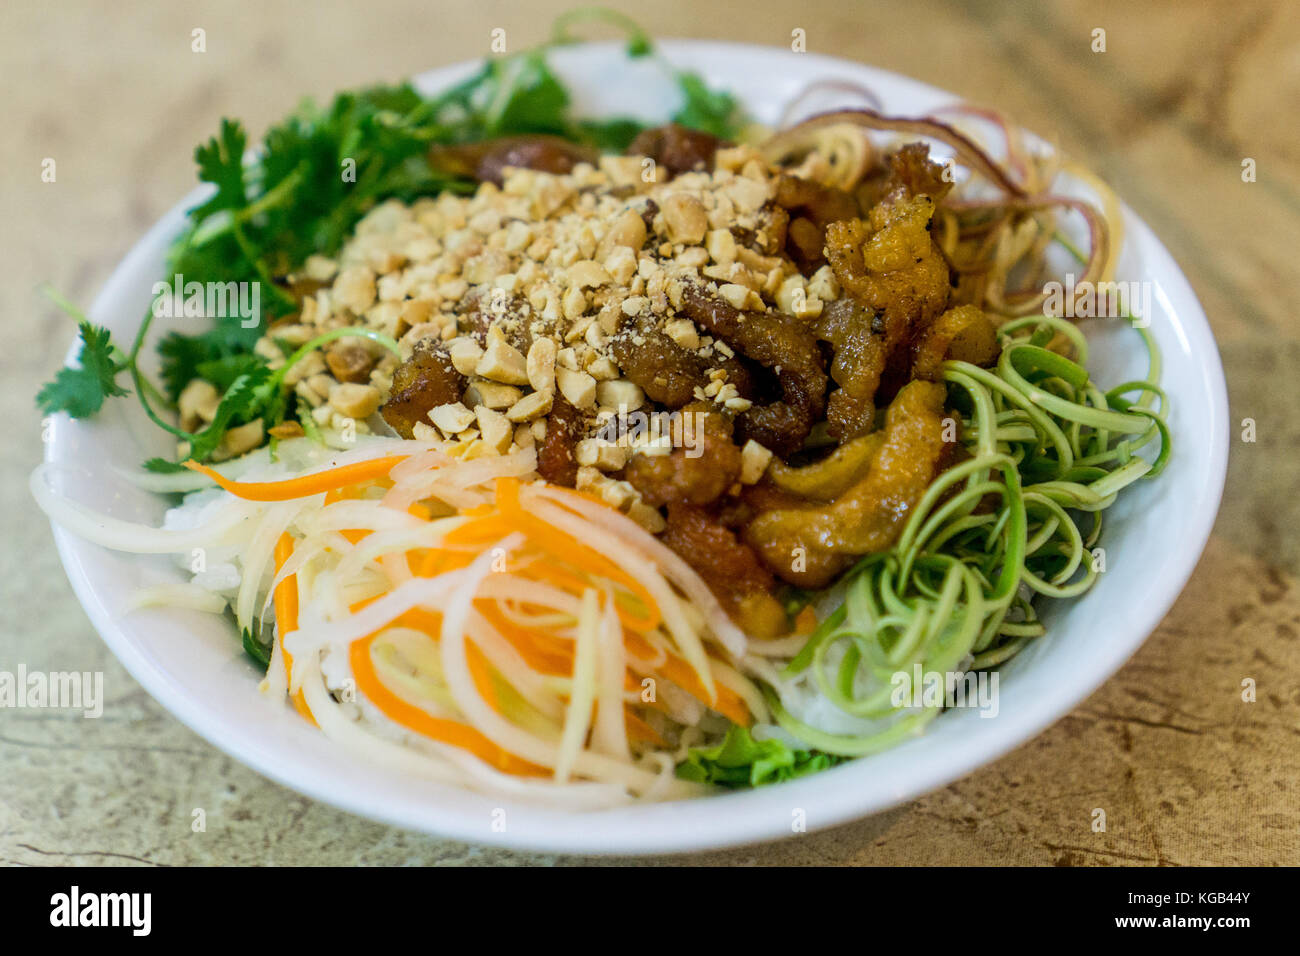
[33,14,1169,808]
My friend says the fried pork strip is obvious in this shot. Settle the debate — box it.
[679,285,828,459]
[536,392,584,487]
[610,316,754,409]
[744,380,950,588]
[624,403,741,506]
[379,341,466,439]
[660,503,788,639]
[773,174,860,273]
[626,124,723,177]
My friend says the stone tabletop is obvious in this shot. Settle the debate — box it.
[2,0,1296,865]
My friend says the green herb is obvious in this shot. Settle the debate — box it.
[574,117,646,152]
[676,726,842,788]
[157,331,226,402]
[183,366,274,463]
[191,118,251,223]
[194,353,265,392]
[36,319,130,418]
[296,397,323,443]
[241,626,272,670]
[142,457,188,474]
[673,71,745,139]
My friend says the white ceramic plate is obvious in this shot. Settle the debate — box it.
[42,41,1228,854]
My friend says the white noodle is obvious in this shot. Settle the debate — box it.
[127,583,229,615]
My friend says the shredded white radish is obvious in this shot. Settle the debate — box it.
[235,504,296,633]
[527,496,717,698]
[592,592,631,762]
[555,590,600,782]
[286,568,469,655]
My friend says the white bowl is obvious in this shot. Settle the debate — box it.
[42,41,1228,854]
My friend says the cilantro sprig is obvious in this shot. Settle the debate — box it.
[37,319,129,419]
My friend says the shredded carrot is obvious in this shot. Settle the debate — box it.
[416,548,477,577]
[465,641,503,714]
[625,630,750,726]
[794,605,819,635]
[397,607,442,632]
[423,515,659,632]
[624,708,666,747]
[495,491,662,632]
[348,600,509,717]
[441,514,520,549]
[349,632,545,776]
[182,455,408,501]
[477,602,573,676]
[406,547,436,575]
[494,476,521,508]
[259,472,744,771]
[273,533,316,726]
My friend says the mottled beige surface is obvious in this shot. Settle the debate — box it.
[2,0,1296,865]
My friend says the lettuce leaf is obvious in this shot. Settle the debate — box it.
[676,726,842,788]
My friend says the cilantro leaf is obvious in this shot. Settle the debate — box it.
[191,118,249,220]
[183,365,273,463]
[143,457,189,474]
[672,71,745,139]
[156,330,214,401]
[37,321,130,418]
[485,52,571,137]
[575,116,646,152]
[195,353,265,391]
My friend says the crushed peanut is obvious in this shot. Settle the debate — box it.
[235,142,842,529]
